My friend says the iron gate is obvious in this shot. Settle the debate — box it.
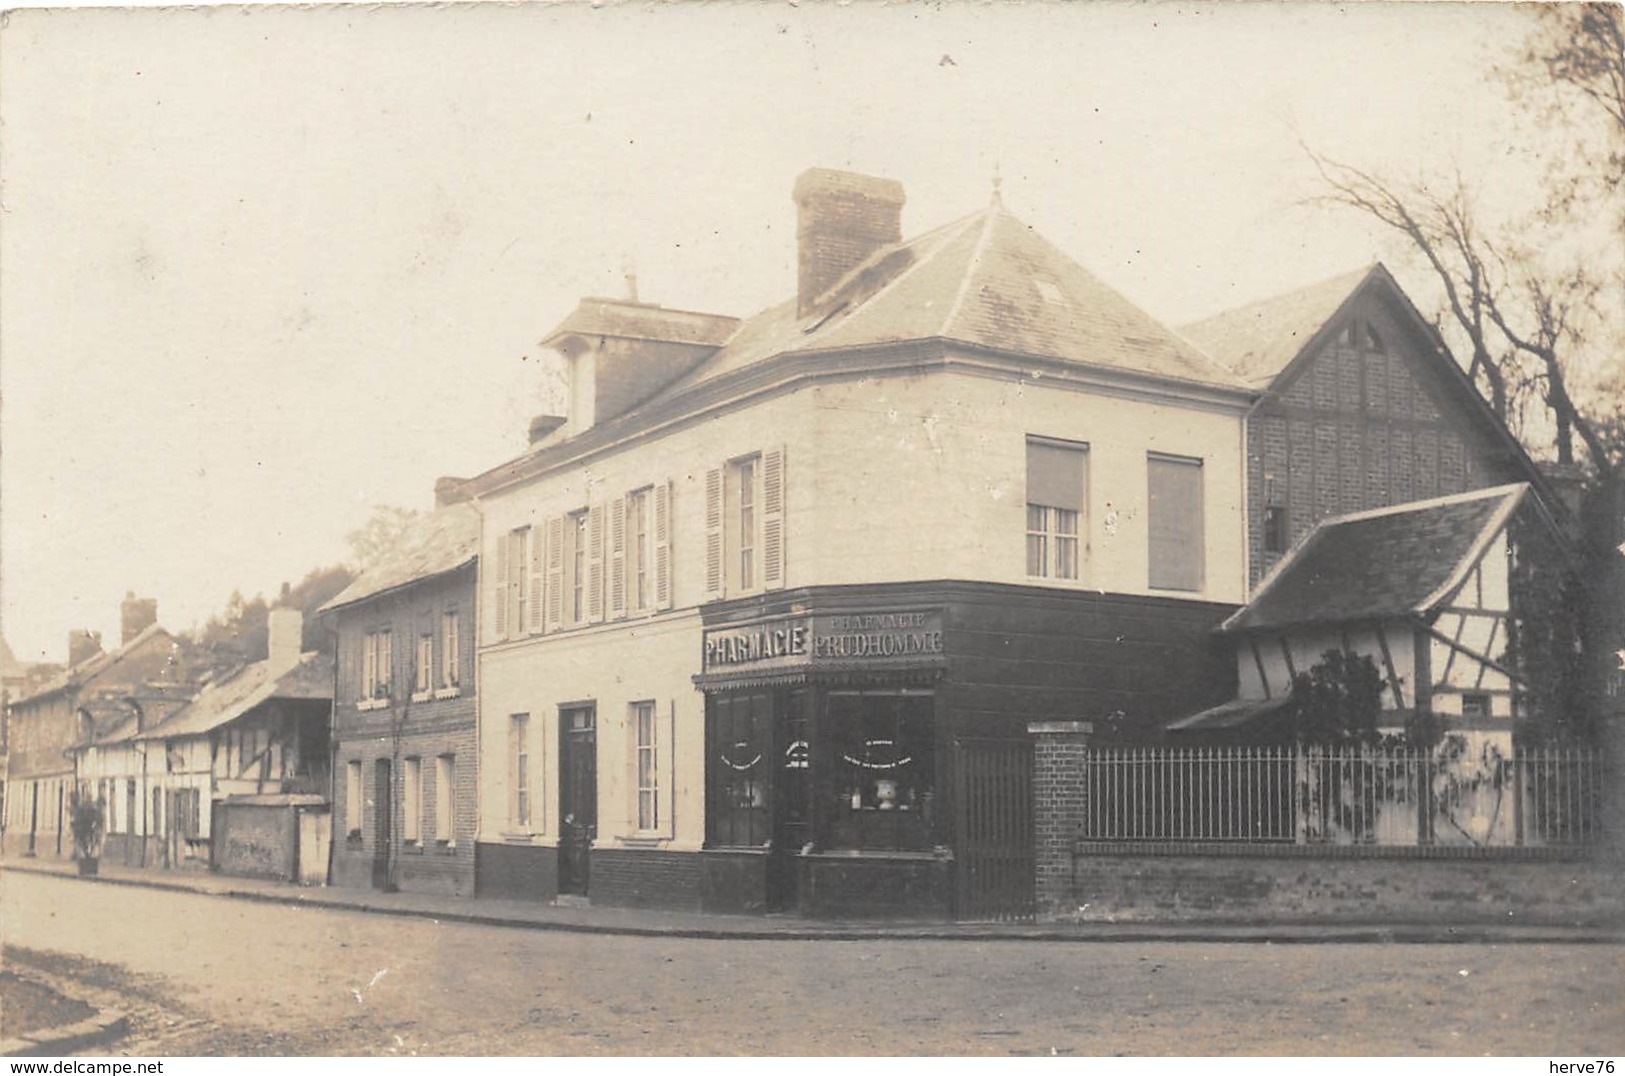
[952,736,1034,922]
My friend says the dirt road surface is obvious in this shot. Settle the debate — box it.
[2,872,1621,1055]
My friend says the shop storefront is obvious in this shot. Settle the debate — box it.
[696,605,954,917]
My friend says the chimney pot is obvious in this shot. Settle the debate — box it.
[794,167,906,317]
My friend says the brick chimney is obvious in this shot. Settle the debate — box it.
[434,476,471,508]
[120,591,158,644]
[266,607,304,675]
[68,629,103,667]
[794,167,906,317]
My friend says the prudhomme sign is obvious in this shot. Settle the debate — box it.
[702,609,944,672]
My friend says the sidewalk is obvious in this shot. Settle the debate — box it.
[5,857,1623,944]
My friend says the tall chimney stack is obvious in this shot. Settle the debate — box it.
[434,476,471,508]
[266,607,304,675]
[68,629,103,667]
[120,591,158,645]
[793,168,906,317]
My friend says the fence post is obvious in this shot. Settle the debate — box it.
[1028,721,1094,920]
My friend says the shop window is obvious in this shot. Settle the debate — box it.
[706,692,770,848]
[1026,437,1086,580]
[826,690,935,852]
[1148,454,1204,592]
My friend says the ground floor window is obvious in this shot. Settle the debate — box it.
[704,685,937,854]
[826,690,935,852]
[706,692,770,847]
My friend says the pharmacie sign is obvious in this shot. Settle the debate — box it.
[703,609,944,671]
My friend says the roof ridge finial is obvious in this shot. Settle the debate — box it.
[990,162,1004,209]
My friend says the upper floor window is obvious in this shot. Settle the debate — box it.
[1148,454,1205,592]
[362,630,392,700]
[705,448,785,600]
[629,488,652,613]
[1263,504,1288,556]
[568,510,589,625]
[508,527,528,636]
[1026,437,1087,580]
[415,632,433,696]
[730,455,759,592]
[440,611,460,688]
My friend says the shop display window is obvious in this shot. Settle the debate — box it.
[825,689,935,851]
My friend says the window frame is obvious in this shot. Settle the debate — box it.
[415,631,433,698]
[402,756,422,844]
[510,713,532,831]
[567,510,589,626]
[1024,436,1087,582]
[629,487,652,613]
[435,754,456,845]
[632,700,658,833]
[440,610,461,690]
[1147,452,1206,593]
[726,455,763,595]
[345,759,363,839]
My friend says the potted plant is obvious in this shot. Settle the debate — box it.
[70,794,106,876]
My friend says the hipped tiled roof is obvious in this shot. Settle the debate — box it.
[319,502,480,613]
[1179,264,1378,388]
[1222,484,1529,633]
[667,205,1251,396]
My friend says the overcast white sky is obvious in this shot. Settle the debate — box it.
[0,1,1576,663]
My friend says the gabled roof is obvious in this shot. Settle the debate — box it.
[11,623,174,707]
[0,634,24,681]
[1222,484,1531,634]
[669,204,1250,396]
[319,502,480,614]
[1178,264,1377,388]
[138,652,333,742]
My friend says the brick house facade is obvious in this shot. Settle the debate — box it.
[322,502,479,897]
[1181,264,1550,589]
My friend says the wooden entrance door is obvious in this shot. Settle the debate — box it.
[558,706,597,896]
[371,758,392,889]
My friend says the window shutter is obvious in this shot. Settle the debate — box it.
[654,480,673,611]
[704,467,724,600]
[609,496,627,619]
[762,445,786,590]
[492,535,510,640]
[587,503,605,623]
[528,523,545,634]
[545,515,564,632]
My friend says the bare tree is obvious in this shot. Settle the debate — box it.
[1306,152,1614,478]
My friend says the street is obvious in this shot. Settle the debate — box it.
[2,872,1622,1056]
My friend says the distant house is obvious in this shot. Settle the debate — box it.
[119,608,335,881]
[319,493,479,897]
[2,596,183,861]
[1172,483,1575,745]
[1181,264,1562,589]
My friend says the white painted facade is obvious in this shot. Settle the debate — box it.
[475,357,1249,851]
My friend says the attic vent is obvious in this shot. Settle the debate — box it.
[1365,324,1386,353]
[1033,278,1065,305]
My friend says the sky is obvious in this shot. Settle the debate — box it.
[0,1,1581,664]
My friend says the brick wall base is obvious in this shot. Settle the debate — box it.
[1052,851,1625,926]
[591,848,703,911]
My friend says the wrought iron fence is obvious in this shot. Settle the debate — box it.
[1078,742,1603,849]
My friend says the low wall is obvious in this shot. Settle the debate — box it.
[1058,846,1625,926]
[1031,721,1625,926]
[214,804,297,881]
